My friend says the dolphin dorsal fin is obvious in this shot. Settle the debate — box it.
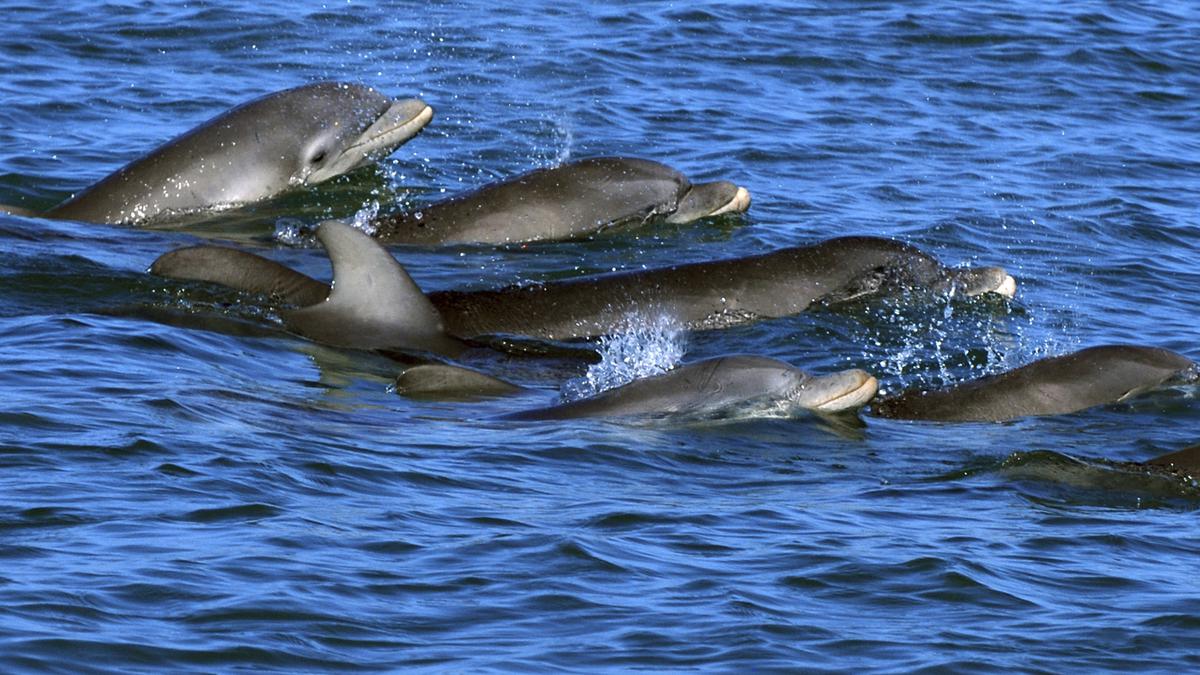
[284,221,454,354]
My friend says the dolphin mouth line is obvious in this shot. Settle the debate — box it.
[348,102,434,157]
[811,374,880,412]
[708,186,752,216]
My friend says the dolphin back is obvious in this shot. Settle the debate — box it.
[150,245,331,307]
[395,364,522,399]
[873,345,1196,422]
[1144,444,1200,474]
[375,157,689,244]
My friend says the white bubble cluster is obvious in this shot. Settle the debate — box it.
[561,311,686,402]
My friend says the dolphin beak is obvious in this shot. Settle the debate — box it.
[958,267,1018,300]
[993,273,1017,299]
[349,98,434,159]
[710,186,752,216]
[305,98,433,185]
[812,370,879,412]
[666,181,752,224]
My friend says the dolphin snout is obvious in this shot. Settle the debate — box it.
[957,266,1018,300]
[811,369,879,412]
[711,186,752,216]
[306,98,434,185]
[355,98,433,152]
[993,273,1017,299]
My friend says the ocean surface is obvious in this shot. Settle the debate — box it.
[2,1,1199,671]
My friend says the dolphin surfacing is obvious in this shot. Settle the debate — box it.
[18,82,432,224]
[370,157,751,245]
[427,236,1016,340]
[394,363,523,399]
[872,345,1198,422]
[504,356,878,421]
[151,221,1016,352]
[1143,444,1200,475]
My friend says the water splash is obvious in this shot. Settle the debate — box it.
[859,288,1047,395]
[273,201,381,247]
[531,113,574,168]
[273,217,308,246]
[347,200,381,236]
[561,312,685,401]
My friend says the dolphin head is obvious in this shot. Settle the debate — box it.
[193,81,433,196]
[283,82,433,186]
[705,356,878,414]
[788,367,879,413]
[945,266,1018,299]
[665,181,752,223]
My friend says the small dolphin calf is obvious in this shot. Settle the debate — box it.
[4,82,432,224]
[505,356,878,421]
[371,157,751,244]
[150,222,1016,352]
[872,345,1197,422]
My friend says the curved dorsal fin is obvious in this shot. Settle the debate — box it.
[284,221,458,355]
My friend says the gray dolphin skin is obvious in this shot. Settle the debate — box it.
[872,345,1198,423]
[1143,444,1200,474]
[505,356,878,421]
[150,221,1017,351]
[370,157,751,244]
[279,221,463,356]
[426,234,1015,340]
[20,82,432,224]
[394,363,523,399]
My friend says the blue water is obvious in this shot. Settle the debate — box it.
[2,1,1200,671]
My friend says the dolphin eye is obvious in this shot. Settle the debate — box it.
[309,149,328,165]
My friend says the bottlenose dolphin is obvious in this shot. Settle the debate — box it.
[150,221,1016,352]
[872,345,1198,422]
[4,82,432,224]
[369,157,751,244]
[504,356,878,421]
[394,363,524,398]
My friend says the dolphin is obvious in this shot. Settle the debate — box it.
[369,157,751,245]
[872,345,1198,422]
[504,356,878,421]
[150,221,1017,353]
[3,82,432,224]
[1142,444,1200,475]
[394,363,524,399]
[987,446,1200,502]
